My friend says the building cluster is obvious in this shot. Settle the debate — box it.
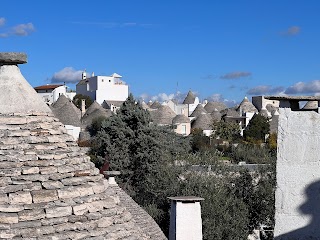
[34,70,286,141]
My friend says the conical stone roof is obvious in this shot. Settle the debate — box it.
[81,101,113,127]
[211,108,222,121]
[191,113,213,130]
[204,101,227,112]
[141,101,150,110]
[0,53,51,114]
[190,104,207,117]
[150,101,161,109]
[172,114,190,124]
[150,105,176,125]
[183,90,196,104]
[0,53,161,239]
[236,96,258,113]
[51,95,81,127]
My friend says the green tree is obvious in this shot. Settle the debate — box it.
[89,94,276,239]
[211,120,241,142]
[191,128,211,152]
[72,94,93,109]
[244,114,270,143]
[180,173,249,239]
[229,167,276,238]
[89,94,191,229]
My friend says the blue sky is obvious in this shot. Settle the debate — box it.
[2,1,320,106]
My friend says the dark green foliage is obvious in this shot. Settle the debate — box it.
[227,143,275,164]
[180,174,249,240]
[211,120,241,142]
[89,94,276,239]
[72,94,93,109]
[229,167,276,236]
[244,114,270,142]
[90,93,191,195]
[191,128,211,152]
[88,116,108,136]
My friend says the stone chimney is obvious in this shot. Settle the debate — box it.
[168,196,204,240]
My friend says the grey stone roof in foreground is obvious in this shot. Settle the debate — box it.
[109,184,167,240]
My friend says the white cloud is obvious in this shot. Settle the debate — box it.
[0,33,8,38]
[139,91,188,103]
[247,85,285,95]
[51,67,82,83]
[12,23,35,36]
[220,71,251,80]
[0,20,35,37]
[207,93,237,107]
[0,17,5,27]
[282,26,301,36]
[285,80,320,94]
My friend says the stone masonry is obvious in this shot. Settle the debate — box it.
[274,108,320,239]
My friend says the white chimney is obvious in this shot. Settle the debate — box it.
[168,196,204,240]
[82,70,87,80]
[81,99,86,115]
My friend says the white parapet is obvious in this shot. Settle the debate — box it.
[274,108,320,239]
[168,196,204,240]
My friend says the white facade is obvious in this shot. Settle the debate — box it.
[35,85,76,105]
[64,125,81,141]
[76,72,129,105]
[188,97,200,116]
[167,100,188,116]
[174,123,191,136]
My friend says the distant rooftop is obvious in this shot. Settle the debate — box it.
[34,84,63,90]
[264,96,320,101]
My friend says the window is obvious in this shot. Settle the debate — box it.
[181,124,187,135]
[102,79,104,82]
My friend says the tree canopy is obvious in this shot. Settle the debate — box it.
[72,94,93,109]
[211,120,241,142]
[244,114,270,143]
[88,94,276,239]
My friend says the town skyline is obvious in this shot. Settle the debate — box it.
[2,1,320,106]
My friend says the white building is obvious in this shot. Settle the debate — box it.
[34,84,76,105]
[76,71,129,105]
